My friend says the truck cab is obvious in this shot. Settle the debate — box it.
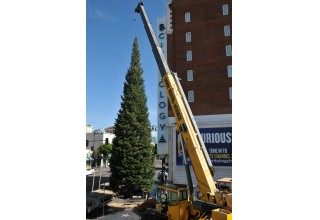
[156,184,190,220]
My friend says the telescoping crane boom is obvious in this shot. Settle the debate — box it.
[135,2,232,220]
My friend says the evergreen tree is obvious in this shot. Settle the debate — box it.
[110,38,155,197]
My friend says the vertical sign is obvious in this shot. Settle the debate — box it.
[157,16,168,154]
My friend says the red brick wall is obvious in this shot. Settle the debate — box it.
[167,0,232,117]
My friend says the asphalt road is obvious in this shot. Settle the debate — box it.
[95,210,141,220]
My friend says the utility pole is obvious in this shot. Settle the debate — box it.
[92,129,103,167]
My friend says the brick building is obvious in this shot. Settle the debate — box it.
[157,0,232,183]
[167,0,232,115]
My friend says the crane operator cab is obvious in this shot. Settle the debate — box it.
[155,184,190,220]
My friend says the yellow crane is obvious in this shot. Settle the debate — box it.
[135,2,232,220]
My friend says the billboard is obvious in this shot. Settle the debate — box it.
[176,127,232,166]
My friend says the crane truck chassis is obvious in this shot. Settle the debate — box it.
[135,2,232,220]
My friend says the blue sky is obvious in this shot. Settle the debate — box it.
[86,0,167,130]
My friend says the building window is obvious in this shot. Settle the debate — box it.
[187,70,193,81]
[229,87,232,99]
[224,25,230,36]
[188,91,194,102]
[186,32,191,42]
[185,12,190,22]
[223,4,229,15]
[186,51,192,61]
[226,45,232,56]
[227,65,232,77]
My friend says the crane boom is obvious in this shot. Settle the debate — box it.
[135,2,217,199]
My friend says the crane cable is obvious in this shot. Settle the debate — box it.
[134,9,137,38]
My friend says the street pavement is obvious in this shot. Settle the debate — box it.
[96,210,140,220]
[86,159,163,219]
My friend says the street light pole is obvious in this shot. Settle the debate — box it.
[92,133,96,168]
[98,160,103,190]
[92,129,103,167]
[94,133,97,167]
[91,129,104,191]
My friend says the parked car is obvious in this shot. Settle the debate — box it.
[86,168,95,175]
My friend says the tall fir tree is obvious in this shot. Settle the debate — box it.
[110,38,155,196]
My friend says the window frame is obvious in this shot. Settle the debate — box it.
[187,70,193,81]
[223,4,229,15]
[226,45,232,56]
[169,191,178,206]
[185,12,191,22]
[179,190,188,201]
[186,50,192,61]
[224,25,230,36]
[186,32,191,42]
[227,65,232,77]
[188,91,194,102]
